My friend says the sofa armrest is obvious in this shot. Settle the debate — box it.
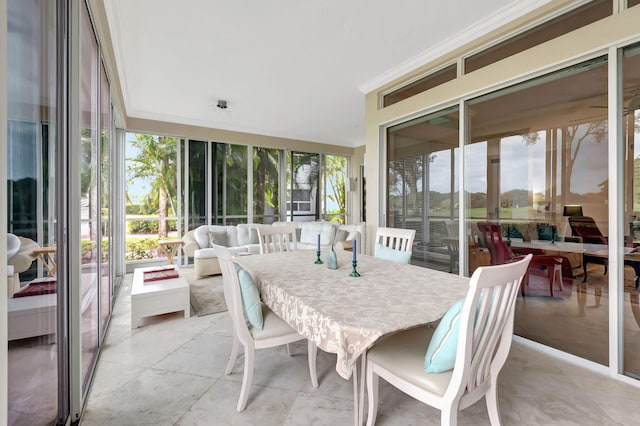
[182,230,199,257]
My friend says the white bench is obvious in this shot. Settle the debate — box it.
[131,267,190,328]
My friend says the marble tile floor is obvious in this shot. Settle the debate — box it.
[81,273,640,425]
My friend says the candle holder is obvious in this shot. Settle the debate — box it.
[314,251,323,264]
[349,260,360,277]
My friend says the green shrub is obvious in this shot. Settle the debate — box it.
[125,237,158,261]
[128,220,158,234]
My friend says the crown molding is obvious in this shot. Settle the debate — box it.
[358,0,552,94]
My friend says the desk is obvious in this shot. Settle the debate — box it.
[235,250,469,424]
[158,240,184,265]
[32,246,57,277]
[511,240,640,287]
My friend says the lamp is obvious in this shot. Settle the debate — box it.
[563,205,583,217]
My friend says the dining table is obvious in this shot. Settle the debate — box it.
[234,248,470,425]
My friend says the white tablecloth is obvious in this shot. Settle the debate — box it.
[235,249,469,379]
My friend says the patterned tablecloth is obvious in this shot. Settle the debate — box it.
[234,249,469,379]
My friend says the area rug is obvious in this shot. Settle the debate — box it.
[181,269,227,316]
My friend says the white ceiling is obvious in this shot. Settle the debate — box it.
[103,0,550,148]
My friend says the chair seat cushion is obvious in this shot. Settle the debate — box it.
[252,305,298,340]
[368,326,452,397]
[374,243,412,264]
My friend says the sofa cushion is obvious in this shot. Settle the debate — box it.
[299,222,337,246]
[208,230,228,247]
[236,224,263,246]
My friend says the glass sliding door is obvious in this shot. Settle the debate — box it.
[79,0,100,389]
[622,42,640,378]
[288,152,320,222]
[466,56,609,365]
[6,0,62,423]
[387,106,460,271]
[187,139,208,228]
[100,62,111,335]
[225,144,248,224]
[253,147,281,224]
[322,155,348,224]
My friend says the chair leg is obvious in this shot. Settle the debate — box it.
[485,381,502,426]
[225,335,240,375]
[441,405,458,426]
[366,361,379,426]
[237,344,255,412]
[308,340,319,388]
[286,343,292,356]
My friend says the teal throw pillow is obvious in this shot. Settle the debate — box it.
[234,264,263,330]
[374,243,412,264]
[424,298,465,373]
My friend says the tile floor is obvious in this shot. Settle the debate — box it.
[81,272,640,425]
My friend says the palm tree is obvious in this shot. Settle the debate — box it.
[127,134,177,238]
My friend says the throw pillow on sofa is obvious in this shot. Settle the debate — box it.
[209,231,228,247]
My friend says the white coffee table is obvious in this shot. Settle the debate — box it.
[131,267,190,328]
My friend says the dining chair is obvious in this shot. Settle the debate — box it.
[477,222,569,298]
[444,220,460,273]
[216,245,318,411]
[257,225,298,254]
[365,254,533,426]
[375,227,415,252]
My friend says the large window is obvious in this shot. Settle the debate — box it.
[7,0,61,423]
[253,147,281,224]
[125,133,179,262]
[465,57,609,365]
[387,107,460,271]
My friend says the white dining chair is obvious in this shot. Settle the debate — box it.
[257,225,298,254]
[365,254,533,426]
[216,245,318,412]
[374,227,416,252]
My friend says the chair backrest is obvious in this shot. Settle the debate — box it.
[447,254,532,404]
[374,227,416,252]
[568,216,607,244]
[257,225,298,254]
[215,245,253,343]
[476,222,514,265]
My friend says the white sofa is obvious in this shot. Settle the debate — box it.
[183,221,366,277]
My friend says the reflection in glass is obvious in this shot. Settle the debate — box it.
[622,42,640,378]
[7,0,60,421]
[387,106,460,272]
[467,56,609,365]
[80,1,100,390]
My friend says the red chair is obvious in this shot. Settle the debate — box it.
[477,222,570,297]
